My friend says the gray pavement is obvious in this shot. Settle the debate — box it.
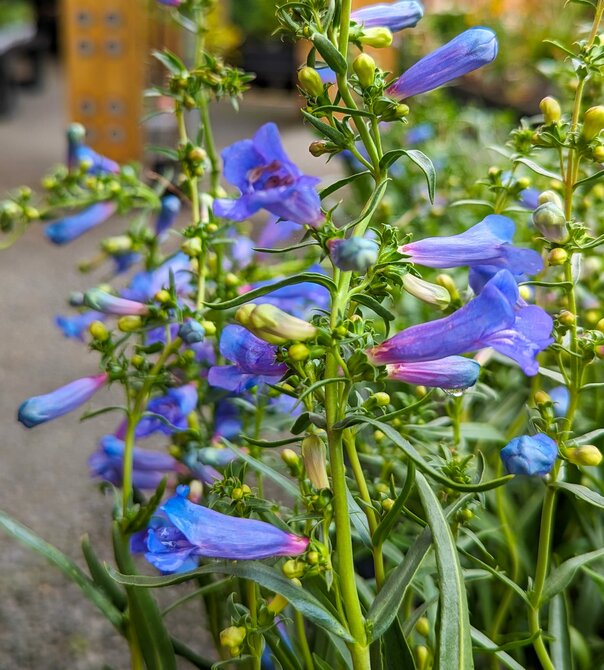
[0,63,340,669]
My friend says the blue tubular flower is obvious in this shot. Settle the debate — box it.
[387,27,498,99]
[386,356,480,390]
[83,289,150,316]
[500,434,558,476]
[122,253,191,302]
[55,311,105,340]
[519,188,540,210]
[66,123,120,174]
[549,386,570,418]
[208,325,287,393]
[136,384,198,438]
[18,373,108,428]
[213,123,324,227]
[178,320,205,344]
[155,195,181,238]
[351,1,423,32]
[213,399,242,442]
[133,485,309,573]
[369,270,553,376]
[401,215,543,276]
[45,202,118,245]
[89,435,179,489]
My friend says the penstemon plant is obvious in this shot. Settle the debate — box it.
[1,0,604,668]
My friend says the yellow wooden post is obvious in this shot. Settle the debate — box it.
[62,0,149,163]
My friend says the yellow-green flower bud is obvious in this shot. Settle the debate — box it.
[301,434,330,490]
[415,645,429,670]
[309,140,334,157]
[117,315,143,332]
[89,320,109,342]
[298,66,324,98]
[155,289,171,304]
[200,320,216,336]
[548,248,568,266]
[559,310,575,327]
[225,272,239,287]
[235,303,317,344]
[566,445,603,466]
[403,273,450,308]
[187,146,207,162]
[289,343,310,361]
[538,190,563,209]
[540,96,562,124]
[534,390,552,407]
[596,318,604,333]
[435,274,459,301]
[307,550,320,565]
[267,593,289,615]
[359,27,393,48]
[373,392,390,407]
[532,202,569,243]
[102,235,133,254]
[220,626,246,651]
[583,106,604,140]
[131,354,145,369]
[281,448,300,469]
[182,237,202,257]
[415,617,430,638]
[382,498,394,512]
[594,145,604,162]
[282,559,305,579]
[353,53,376,89]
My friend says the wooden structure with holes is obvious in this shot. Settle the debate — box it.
[62,0,149,163]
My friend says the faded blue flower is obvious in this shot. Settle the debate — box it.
[500,434,558,476]
[387,27,498,99]
[132,485,309,573]
[45,202,117,245]
[155,194,181,239]
[208,325,287,393]
[18,373,108,428]
[386,356,480,390]
[328,237,380,273]
[122,253,191,302]
[351,1,423,32]
[55,311,105,341]
[214,123,324,227]
[369,269,553,376]
[67,123,120,174]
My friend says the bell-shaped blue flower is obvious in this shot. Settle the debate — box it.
[155,194,181,238]
[386,356,480,390]
[122,253,191,302]
[135,384,198,438]
[88,435,180,489]
[328,237,380,273]
[55,310,105,341]
[214,123,324,227]
[351,1,423,32]
[387,27,498,99]
[208,325,288,393]
[45,202,117,245]
[18,373,108,428]
[369,270,553,376]
[178,320,205,344]
[132,485,309,573]
[401,215,543,276]
[500,434,558,476]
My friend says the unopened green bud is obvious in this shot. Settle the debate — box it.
[267,593,289,615]
[415,617,430,638]
[594,145,604,162]
[559,310,576,327]
[281,448,300,469]
[298,66,324,98]
[225,272,239,287]
[403,273,450,308]
[534,390,552,407]
[540,96,562,124]
[220,626,246,651]
[566,445,602,466]
[155,289,171,304]
[532,202,569,243]
[231,487,244,500]
[182,237,202,257]
[435,274,459,301]
[353,53,376,88]
[282,559,305,579]
[415,645,429,670]
[382,498,394,512]
[583,106,604,140]
[289,343,310,361]
[131,354,145,369]
[309,140,334,157]
[236,303,317,345]
[359,27,393,48]
[373,430,385,442]
[548,248,568,266]
[200,320,216,336]
[187,146,207,162]
[89,320,109,341]
[118,315,143,332]
[102,235,132,254]
[373,392,390,407]
[302,435,330,490]
[538,190,563,209]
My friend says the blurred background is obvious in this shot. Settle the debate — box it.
[0,0,590,667]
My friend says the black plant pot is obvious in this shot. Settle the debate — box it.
[241,38,296,91]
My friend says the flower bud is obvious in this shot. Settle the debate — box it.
[267,593,289,615]
[282,559,305,579]
[281,448,300,469]
[83,289,149,316]
[382,498,394,512]
[289,343,310,361]
[538,190,563,209]
[102,235,132,254]
[353,53,376,88]
[182,237,202,257]
[378,102,410,121]
[435,274,459,301]
[548,247,568,266]
[118,315,143,332]
[534,390,552,407]
[328,237,379,273]
[415,646,429,670]
[178,320,205,344]
[155,289,172,304]
[359,27,393,48]
[235,303,317,345]
[500,434,558,476]
[540,96,561,124]
[89,320,109,342]
[298,66,324,98]
[402,273,450,308]
[301,435,330,490]
[532,202,569,243]
[559,310,575,327]
[415,617,430,638]
[220,626,246,652]
[583,106,604,140]
[566,445,602,467]
[200,320,216,336]
[309,140,336,157]
[594,145,604,162]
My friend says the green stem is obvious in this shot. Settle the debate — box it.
[294,609,315,670]
[246,580,262,670]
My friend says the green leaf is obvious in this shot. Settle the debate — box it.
[382,616,417,670]
[553,482,604,509]
[205,273,336,310]
[320,171,372,199]
[513,157,563,182]
[310,33,347,74]
[0,511,123,631]
[242,435,301,449]
[470,628,525,670]
[459,423,507,443]
[542,548,604,603]
[347,487,372,548]
[152,49,187,75]
[223,440,299,498]
[450,199,495,210]
[353,294,394,335]
[301,110,348,145]
[372,463,415,548]
[549,593,574,670]
[380,150,436,203]
[573,168,604,189]
[416,473,473,670]
[253,241,319,254]
[296,377,344,406]
[81,534,127,610]
[109,561,354,642]
[543,38,579,56]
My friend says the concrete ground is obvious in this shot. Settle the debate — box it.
[0,62,339,669]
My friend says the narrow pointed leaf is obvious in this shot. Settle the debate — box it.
[549,593,573,670]
[470,628,525,670]
[541,548,604,603]
[380,150,436,203]
[553,482,604,509]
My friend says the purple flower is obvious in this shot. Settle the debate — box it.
[208,325,287,393]
[136,384,198,438]
[329,237,380,273]
[400,215,543,276]
[55,311,104,340]
[155,195,181,238]
[44,202,117,245]
[368,270,553,376]
[83,288,150,316]
[67,123,120,174]
[549,386,570,418]
[18,373,108,428]
[386,356,480,390]
[213,123,324,227]
[387,27,498,99]
[500,434,558,476]
[519,188,540,210]
[351,1,423,32]
[178,319,205,344]
[89,435,180,489]
[122,253,191,302]
[132,485,308,573]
